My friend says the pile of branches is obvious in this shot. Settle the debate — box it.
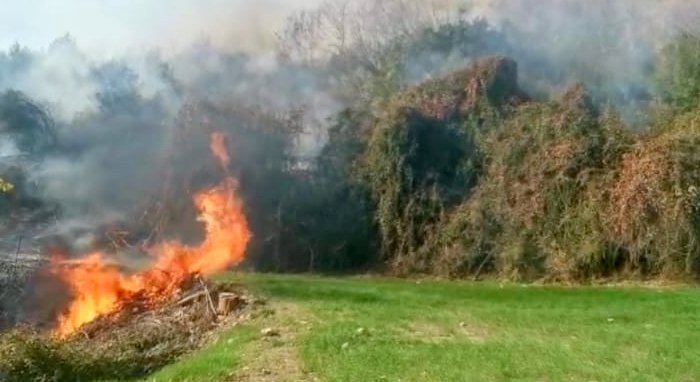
[77,277,250,341]
[0,278,255,382]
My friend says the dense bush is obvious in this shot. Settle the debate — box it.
[358,57,524,273]
[428,86,632,280]
[353,55,700,281]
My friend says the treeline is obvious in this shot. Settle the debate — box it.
[264,19,700,280]
[356,57,700,280]
[263,15,700,280]
[2,5,700,280]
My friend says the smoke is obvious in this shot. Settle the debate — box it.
[275,0,700,106]
[471,0,699,40]
[0,141,19,158]
[0,0,323,56]
[0,2,337,247]
[465,0,700,99]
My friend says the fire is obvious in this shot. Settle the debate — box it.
[51,132,251,337]
[210,131,230,170]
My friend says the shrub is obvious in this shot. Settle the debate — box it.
[355,55,697,281]
[358,57,526,274]
[427,84,632,280]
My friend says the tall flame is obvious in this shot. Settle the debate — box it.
[51,132,250,337]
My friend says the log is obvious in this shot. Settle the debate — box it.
[175,290,207,306]
[217,293,240,315]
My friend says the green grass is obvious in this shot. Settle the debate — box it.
[142,325,257,382]
[149,274,700,381]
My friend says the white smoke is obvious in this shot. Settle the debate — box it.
[0,0,322,56]
[0,139,19,158]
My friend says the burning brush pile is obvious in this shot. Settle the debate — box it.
[0,281,256,381]
[0,132,256,381]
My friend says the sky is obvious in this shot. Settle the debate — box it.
[0,0,320,55]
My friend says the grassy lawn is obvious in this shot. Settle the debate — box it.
[146,274,700,381]
[144,325,257,381]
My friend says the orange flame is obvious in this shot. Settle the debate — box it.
[210,132,230,170]
[51,132,250,337]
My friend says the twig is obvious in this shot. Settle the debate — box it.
[12,236,22,277]
[175,290,207,306]
[198,277,218,320]
[472,253,493,281]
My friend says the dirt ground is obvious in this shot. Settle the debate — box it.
[231,301,318,382]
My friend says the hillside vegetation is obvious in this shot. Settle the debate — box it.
[352,56,700,281]
[2,11,700,282]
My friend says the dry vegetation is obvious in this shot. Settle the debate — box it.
[0,281,255,381]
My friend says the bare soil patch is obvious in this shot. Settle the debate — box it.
[231,301,318,382]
